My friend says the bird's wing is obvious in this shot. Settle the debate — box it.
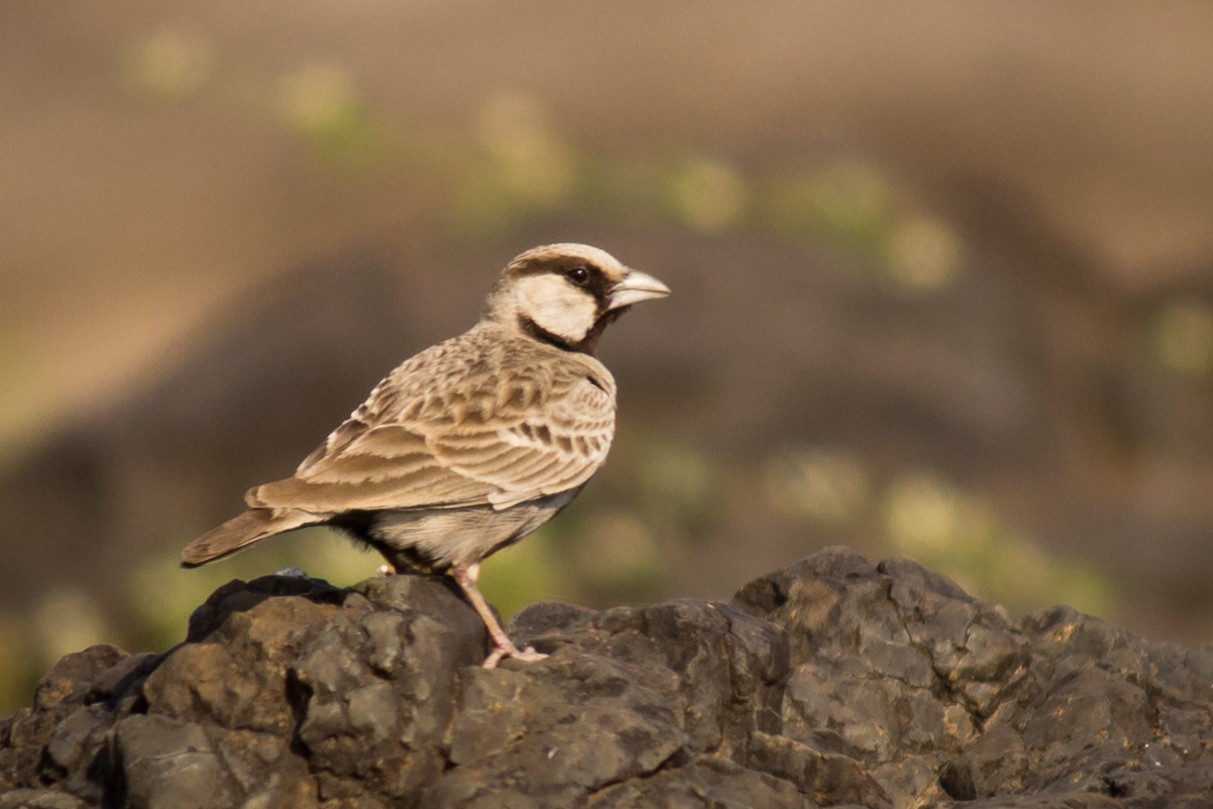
[439,369,617,509]
[246,349,616,514]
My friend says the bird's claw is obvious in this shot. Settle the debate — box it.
[482,643,547,669]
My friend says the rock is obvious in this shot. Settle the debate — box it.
[0,790,89,809]
[734,548,1213,808]
[3,547,1213,807]
[114,714,316,809]
[427,598,789,808]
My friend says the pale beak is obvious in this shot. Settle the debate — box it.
[607,269,671,311]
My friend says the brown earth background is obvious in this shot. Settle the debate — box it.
[3,1,1213,713]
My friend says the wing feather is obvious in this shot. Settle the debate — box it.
[248,326,616,515]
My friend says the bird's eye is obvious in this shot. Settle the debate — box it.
[565,266,590,286]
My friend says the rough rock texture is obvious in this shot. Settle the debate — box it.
[3,547,1212,808]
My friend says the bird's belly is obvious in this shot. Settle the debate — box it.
[366,489,580,570]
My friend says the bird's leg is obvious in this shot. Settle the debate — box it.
[452,562,546,668]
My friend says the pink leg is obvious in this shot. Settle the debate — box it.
[452,562,547,668]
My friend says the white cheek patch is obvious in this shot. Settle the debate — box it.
[514,275,598,343]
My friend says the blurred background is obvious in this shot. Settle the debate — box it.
[4,1,1213,713]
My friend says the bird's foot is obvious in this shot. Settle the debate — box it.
[483,641,547,669]
[451,562,548,668]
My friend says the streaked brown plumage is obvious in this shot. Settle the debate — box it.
[181,243,669,666]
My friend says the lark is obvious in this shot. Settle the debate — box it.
[181,244,669,667]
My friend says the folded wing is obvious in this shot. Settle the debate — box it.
[247,366,615,514]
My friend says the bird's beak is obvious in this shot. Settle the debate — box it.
[607,270,671,311]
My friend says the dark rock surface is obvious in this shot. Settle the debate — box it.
[3,547,1212,808]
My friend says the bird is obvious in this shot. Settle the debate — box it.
[181,243,670,667]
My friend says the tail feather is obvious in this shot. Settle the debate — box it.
[181,509,318,567]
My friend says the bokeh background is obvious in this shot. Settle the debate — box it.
[4,2,1213,713]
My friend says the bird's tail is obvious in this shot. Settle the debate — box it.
[180,509,317,567]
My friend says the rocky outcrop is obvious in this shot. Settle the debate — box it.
[3,547,1212,808]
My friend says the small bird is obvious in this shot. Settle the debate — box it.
[181,243,669,667]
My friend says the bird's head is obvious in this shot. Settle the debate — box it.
[487,243,670,354]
